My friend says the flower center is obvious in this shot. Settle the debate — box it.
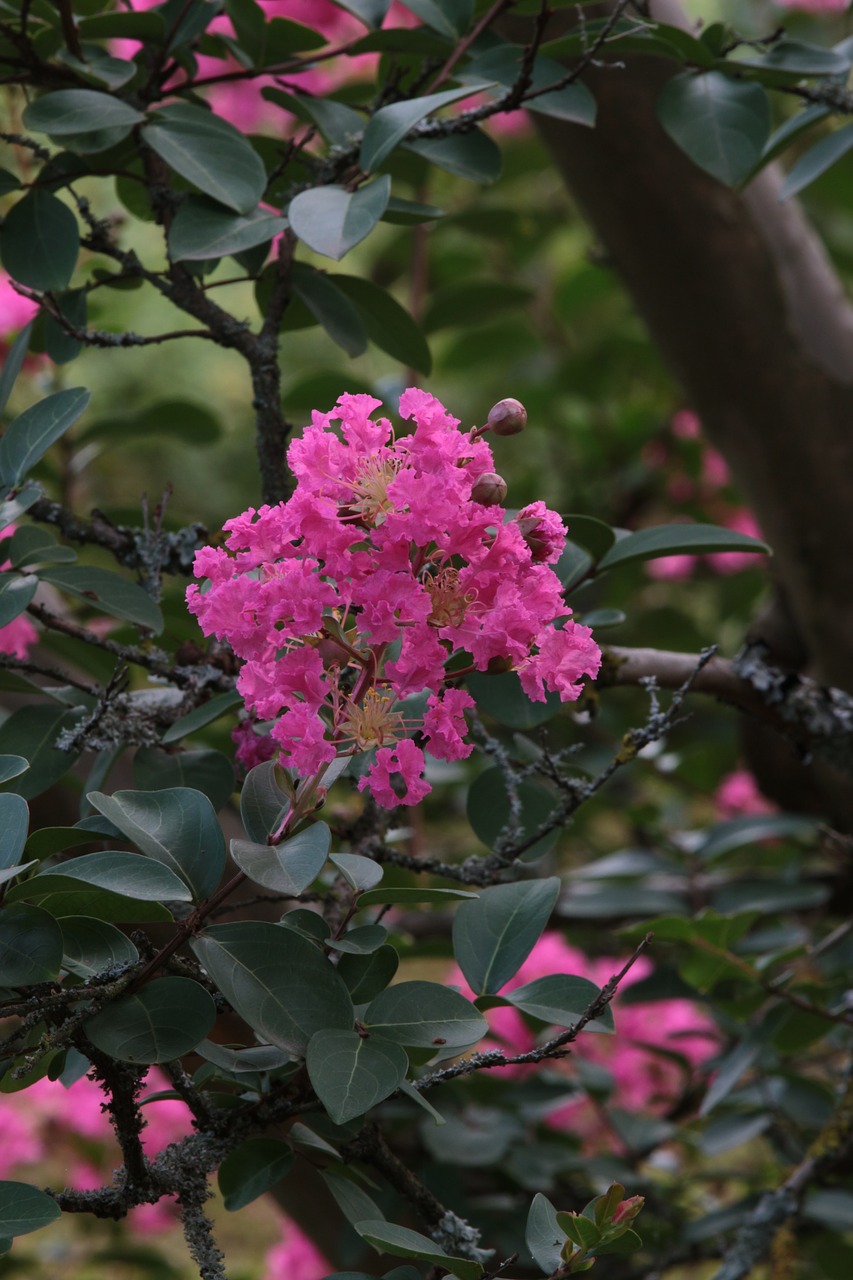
[337,688,405,750]
[425,567,476,629]
[347,453,402,526]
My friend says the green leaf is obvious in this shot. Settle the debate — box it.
[399,0,471,38]
[331,854,383,891]
[38,564,163,632]
[80,399,224,447]
[78,11,166,39]
[11,850,194,903]
[0,757,28,786]
[361,83,493,173]
[0,903,64,984]
[731,40,851,82]
[695,814,818,862]
[87,788,226,901]
[196,1040,293,1074]
[169,198,286,262]
[0,706,81,799]
[337,944,399,1002]
[355,1220,483,1280]
[307,1028,408,1124]
[759,104,830,170]
[363,980,487,1049]
[0,1183,61,1237]
[526,1192,565,1275]
[0,325,33,418]
[463,47,596,126]
[288,177,391,261]
[406,129,502,183]
[382,196,445,224]
[564,514,616,562]
[328,925,388,955]
[0,388,90,487]
[466,672,561,730]
[0,574,37,629]
[24,90,143,140]
[190,922,354,1054]
[161,690,242,745]
[0,190,80,291]
[331,274,432,374]
[466,768,559,863]
[0,794,28,870]
[597,522,770,570]
[657,72,771,187]
[142,103,267,214]
[133,747,235,812]
[230,821,331,894]
[330,0,391,26]
[503,973,614,1032]
[0,486,40,533]
[218,1138,294,1211]
[780,122,853,200]
[291,264,368,357]
[357,886,477,907]
[24,825,98,861]
[8,885,171,923]
[86,976,216,1064]
[422,279,534,333]
[7,527,76,569]
[452,878,560,996]
[240,759,290,843]
[59,916,139,979]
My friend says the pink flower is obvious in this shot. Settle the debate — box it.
[0,1106,43,1176]
[715,769,775,819]
[264,1216,332,1280]
[233,717,277,772]
[0,272,38,339]
[189,390,600,807]
[0,525,38,659]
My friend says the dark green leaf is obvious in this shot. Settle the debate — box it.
[356,1220,482,1280]
[142,103,266,214]
[467,768,559,863]
[291,264,368,357]
[288,177,390,260]
[196,1040,293,1073]
[218,1138,294,1211]
[240,759,290,843]
[759,104,830,170]
[0,486,40,533]
[161,690,242,744]
[169,198,286,262]
[24,825,98,861]
[364,980,487,1049]
[86,976,216,1064]
[399,0,471,38]
[0,903,64,984]
[59,916,139,979]
[328,926,388,955]
[190,922,353,1054]
[12,850,194,903]
[0,170,20,197]
[0,573,37,628]
[357,887,477,907]
[38,565,163,633]
[406,129,502,183]
[78,12,166,39]
[337,944,399,1002]
[382,196,445,224]
[564,514,616,562]
[0,793,28,870]
[7,527,77,569]
[331,274,432,374]
[0,757,28,786]
[0,706,81,799]
[453,878,560,996]
[87,788,226,901]
[24,90,143,139]
[6,884,171,922]
[0,388,90,487]
[700,1034,763,1116]
[307,1028,408,1123]
[597,522,770,570]
[81,399,224,447]
[133,747,234,811]
[503,973,614,1032]
[422,280,534,333]
[463,47,596,126]
[0,190,80,291]
[695,814,818,862]
[330,853,384,891]
[467,672,561,730]
[0,1183,61,1237]
[229,821,330,894]
[330,0,391,26]
[0,325,33,418]
[657,72,771,187]
[526,1192,564,1274]
[361,84,493,173]
[780,122,853,200]
[731,40,851,81]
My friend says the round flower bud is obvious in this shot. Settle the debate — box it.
[471,471,508,506]
[487,397,527,436]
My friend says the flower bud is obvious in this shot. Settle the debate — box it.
[471,471,507,506]
[611,1195,644,1227]
[487,397,527,436]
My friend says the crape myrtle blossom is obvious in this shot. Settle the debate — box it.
[188,389,601,806]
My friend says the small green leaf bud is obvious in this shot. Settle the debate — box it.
[487,397,527,436]
[471,471,508,506]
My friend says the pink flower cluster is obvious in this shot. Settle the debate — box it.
[715,769,775,819]
[453,933,717,1151]
[188,389,600,806]
[0,526,38,660]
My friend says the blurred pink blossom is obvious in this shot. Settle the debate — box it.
[670,409,700,440]
[706,509,765,575]
[264,1217,333,1280]
[0,1106,43,1176]
[775,0,848,10]
[0,526,39,659]
[0,272,38,338]
[645,553,698,582]
[715,769,775,819]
